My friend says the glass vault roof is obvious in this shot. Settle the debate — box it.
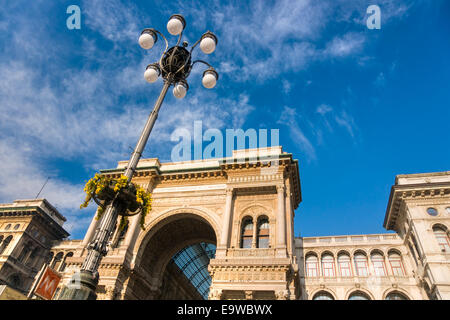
[172,242,216,299]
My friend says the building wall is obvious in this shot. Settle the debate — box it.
[384,171,450,299]
[0,151,448,300]
[0,199,69,295]
[296,233,424,300]
[59,147,302,300]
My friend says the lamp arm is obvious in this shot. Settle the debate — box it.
[152,29,169,52]
[189,36,203,55]
[191,59,213,68]
[179,60,214,80]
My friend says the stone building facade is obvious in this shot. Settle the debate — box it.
[0,199,70,295]
[0,147,448,299]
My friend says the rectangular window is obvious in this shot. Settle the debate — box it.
[339,262,352,277]
[355,261,368,276]
[373,261,386,276]
[436,234,450,252]
[307,263,318,277]
[390,260,404,276]
[322,262,335,277]
[258,237,269,249]
[242,237,252,249]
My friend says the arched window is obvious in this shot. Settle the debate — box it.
[371,252,386,276]
[28,247,40,267]
[349,291,371,300]
[313,291,334,300]
[240,218,253,249]
[385,291,409,300]
[321,254,336,277]
[433,226,450,252]
[7,274,22,289]
[46,252,54,264]
[338,253,352,277]
[354,252,368,277]
[17,241,32,263]
[0,236,12,254]
[305,254,319,277]
[60,252,74,272]
[4,224,11,231]
[13,224,20,230]
[388,251,405,276]
[256,217,269,248]
[52,252,64,271]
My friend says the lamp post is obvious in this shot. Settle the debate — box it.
[58,14,219,300]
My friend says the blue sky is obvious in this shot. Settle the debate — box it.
[0,1,449,239]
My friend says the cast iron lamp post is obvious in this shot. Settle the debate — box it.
[58,14,218,300]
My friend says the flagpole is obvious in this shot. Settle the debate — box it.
[27,263,48,299]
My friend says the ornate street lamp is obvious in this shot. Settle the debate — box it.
[58,14,218,300]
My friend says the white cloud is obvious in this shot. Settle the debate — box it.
[0,0,413,236]
[374,72,386,86]
[170,0,413,82]
[334,110,358,139]
[316,104,333,115]
[324,32,365,58]
[277,106,316,160]
[82,0,143,43]
[0,139,92,236]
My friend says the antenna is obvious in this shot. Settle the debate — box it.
[35,177,50,199]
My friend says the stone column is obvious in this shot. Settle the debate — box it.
[276,184,286,257]
[252,218,258,248]
[123,214,140,247]
[125,180,155,253]
[82,212,100,247]
[217,187,234,257]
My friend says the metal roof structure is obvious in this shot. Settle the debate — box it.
[172,242,216,299]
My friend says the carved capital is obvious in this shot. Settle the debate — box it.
[276,184,285,194]
[245,291,253,300]
[226,187,234,196]
[275,290,289,300]
[208,289,223,300]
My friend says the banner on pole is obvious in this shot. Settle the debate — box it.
[34,266,61,300]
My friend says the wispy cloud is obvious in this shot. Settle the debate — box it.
[82,0,143,43]
[278,106,316,160]
[323,32,365,58]
[0,0,415,237]
[316,104,358,140]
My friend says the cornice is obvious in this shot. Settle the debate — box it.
[384,182,450,230]
[0,206,69,238]
[99,152,302,209]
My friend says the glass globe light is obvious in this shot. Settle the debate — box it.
[202,69,218,89]
[200,32,217,54]
[138,30,157,49]
[144,65,160,83]
[173,81,188,99]
[167,15,185,36]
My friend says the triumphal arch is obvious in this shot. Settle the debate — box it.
[60,147,302,299]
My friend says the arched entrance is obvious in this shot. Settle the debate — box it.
[124,212,218,300]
